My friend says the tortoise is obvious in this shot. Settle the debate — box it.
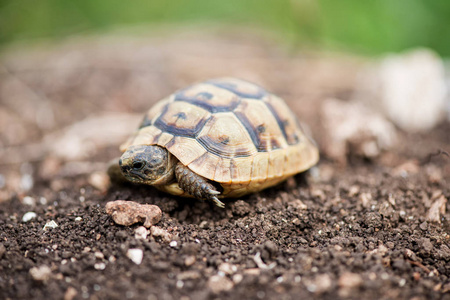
[118,77,319,207]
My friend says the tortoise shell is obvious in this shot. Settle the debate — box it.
[121,77,319,197]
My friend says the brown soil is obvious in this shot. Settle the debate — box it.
[0,31,449,300]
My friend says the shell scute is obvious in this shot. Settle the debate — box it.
[206,77,267,100]
[165,136,207,166]
[197,113,257,158]
[139,97,172,129]
[154,101,211,137]
[213,157,232,183]
[230,156,253,183]
[264,95,302,145]
[175,83,240,113]
[234,99,288,152]
[188,152,220,181]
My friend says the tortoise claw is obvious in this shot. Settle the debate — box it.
[208,190,221,195]
[211,196,225,208]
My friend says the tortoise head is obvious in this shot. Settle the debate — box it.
[119,145,176,185]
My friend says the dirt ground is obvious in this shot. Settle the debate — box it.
[0,30,449,300]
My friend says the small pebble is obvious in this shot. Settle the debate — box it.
[419,221,428,231]
[151,226,173,243]
[94,262,106,270]
[105,200,162,228]
[22,196,36,206]
[127,248,143,265]
[20,174,34,191]
[338,272,363,288]
[177,271,201,281]
[64,287,77,300]
[43,220,58,231]
[29,265,52,281]
[208,275,234,294]
[88,171,110,192]
[232,274,243,284]
[184,256,196,266]
[314,274,332,293]
[170,241,178,248]
[426,195,447,223]
[218,262,237,275]
[290,199,308,210]
[176,280,184,289]
[75,217,82,222]
[39,197,48,205]
[135,226,149,240]
[243,268,260,276]
[22,212,37,222]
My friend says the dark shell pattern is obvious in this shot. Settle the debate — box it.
[124,78,319,187]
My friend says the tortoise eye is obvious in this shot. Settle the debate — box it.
[132,161,145,170]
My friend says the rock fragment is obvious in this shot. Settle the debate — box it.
[177,270,201,281]
[218,263,238,275]
[393,160,420,177]
[321,98,397,163]
[64,287,77,300]
[135,226,149,240]
[29,265,52,281]
[363,49,447,132]
[22,212,37,222]
[208,275,234,294]
[88,171,110,192]
[105,200,162,228]
[43,220,58,231]
[426,195,447,223]
[309,274,332,294]
[338,272,363,289]
[150,226,173,243]
[184,255,196,267]
[126,248,144,265]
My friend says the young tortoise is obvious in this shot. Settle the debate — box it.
[119,78,319,207]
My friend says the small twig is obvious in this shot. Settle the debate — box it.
[407,259,431,274]
[421,149,450,165]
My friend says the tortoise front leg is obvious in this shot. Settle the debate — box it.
[175,162,225,208]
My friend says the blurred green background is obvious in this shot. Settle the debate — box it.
[1,0,450,57]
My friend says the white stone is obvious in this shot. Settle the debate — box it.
[364,49,447,132]
[134,226,149,240]
[29,265,52,281]
[322,98,398,162]
[126,248,143,265]
[94,262,106,270]
[23,196,36,206]
[39,197,48,205]
[22,212,37,222]
[43,220,58,231]
[20,174,34,191]
[218,262,237,275]
[208,275,234,294]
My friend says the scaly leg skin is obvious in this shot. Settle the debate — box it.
[175,162,225,208]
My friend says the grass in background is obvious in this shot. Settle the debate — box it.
[1,0,449,57]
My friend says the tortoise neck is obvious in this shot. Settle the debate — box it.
[152,151,178,186]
